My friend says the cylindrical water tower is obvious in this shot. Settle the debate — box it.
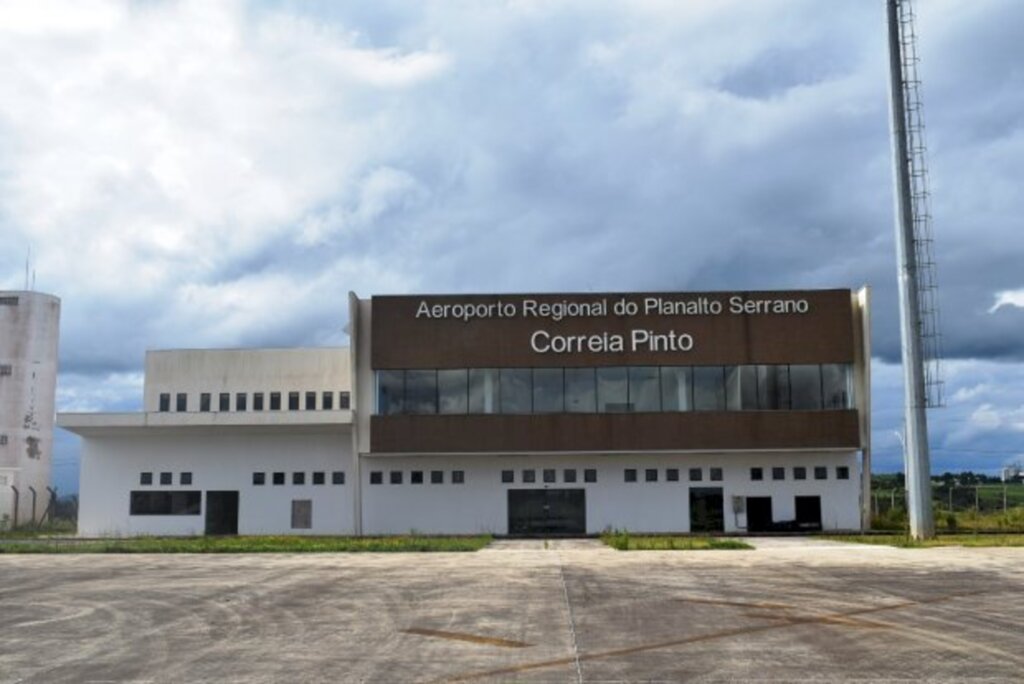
[0,291,60,528]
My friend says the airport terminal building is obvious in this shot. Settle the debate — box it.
[59,288,872,537]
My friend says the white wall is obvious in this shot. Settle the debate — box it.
[78,428,354,536]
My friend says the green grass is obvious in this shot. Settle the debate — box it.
[823,534,1024,548]
[0,520,78,538]
[601,532,751,551]
[0,534,493,554]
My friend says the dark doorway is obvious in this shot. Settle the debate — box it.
[689,487,725,533]
[205,491,239,535]
[746,496,773,532]
[795,496,823,531]
[508,489,586,536]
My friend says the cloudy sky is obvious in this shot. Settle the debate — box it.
[1,0,1021,493]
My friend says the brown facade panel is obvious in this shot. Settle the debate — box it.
[370,411,861,454]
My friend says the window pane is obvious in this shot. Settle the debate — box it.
[597,367,628,412]
[533,368,564,413]
[305,391,316,410]
[468,369,499,414]
[219,393,230,411]
[236,393,247,411]
[565,368,596,413]
[438,369,469,414]
[790,365,823,409]
[726,366,758,410]
[288,392,300,410]
[322,391,333,410]
[756,365,790,410]
[692,366,725,410]
[159,394,169,412]
[629,367,660,412]
[821,364,852,409]
[661,367,692,411]
[378,371,404,415]
[405,370,437,414]
[499,369,531,413]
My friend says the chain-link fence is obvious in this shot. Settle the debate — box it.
[872,484,1024,531]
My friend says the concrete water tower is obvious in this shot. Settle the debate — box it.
[0,291,60,528]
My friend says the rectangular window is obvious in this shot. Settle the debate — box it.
[160,472,172,486]
[452,470,465,484]
[293,472,305,485]
[790,365,823,410]
[158,394,170,412]
[176,393,187,412]
[468,369,499,414]
[751,467,763,481]
[130,491,201,515]
[692,366,726,410]
[597,367,629,412]
[757,365,790,410]
[0,364,11,376]
[725,366,759,410]
[543,468,556,483]
[288,392,300,410]
[438,369,469,414]
[236,393,248,411]
[794,467,807,480]
[821,364,852,409]
[431,470,444,484]
[200,393,211,412]
[584,469,597,483]
[501,470,514,483]
[0,296,18,306]
[565,368,596,413]
[560,469,575,483]
[522,469,536,483]
[305,391,316,410]
[411,470,424,484]
[270,392,282,410]
[689,468,703,482]
[533,368,564,413]
[660,367,693,411]
[772,467,785,481]
[406,370,438,414]
[645,468,658,482]
[629,367,661,412]
[390,471,403,485]
[837,466,850,480]
[273,472,285,485]
[499,368,531,413]
[180,472,192,486]
[814,466,828,480]
[338,391,350,409]
[710,468,723,482]
[291,500,312,529]
[253,472,266,486]
[0,434,6,446]
[140,472,153,486]
[370,471,383,485]
[219,393,230,411]
[254,393,264,411]
[332,471,345,485]
[322,391,334,410]
[624,468,637,483]
[667,468,679,482]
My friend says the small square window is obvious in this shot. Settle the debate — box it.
[370,471,383,485]
[339,391,351,409]
[411,471,424,484]
[772,467,785,481]
[160,472,172,486]
[180,472,192,486]
[140,472,153,486]
[293,472,306,485]
[219,393,230,411]
[667,468,679,482]
[814,466,828,481]
[158,394,170,412]
[750,467,763,481]
[332,471,345,485]
[288,392,300,410]
[837,466,850,480]
[200,393,211,412]
[584,469,597,483]
[273,472,285,485]
[305,391,316,410]
[501,470,514,484]
[563,469,577,483]
[645,469,658,482]
[236,393,248,411]
[253,472,266,486]
[689,468,703,482]
[794,467,807,480]
[390,471,403,485]
[322,391,334,410]
[452,470,465,484]
[254,393,265,410]
[312,471,325,485]
[176,393,187,412]
[625,468,637,483]
[431,470,444,484]
[523,469,536,483]
[270,392,281,410]
[543,469,556,483]
[710,468,723,482]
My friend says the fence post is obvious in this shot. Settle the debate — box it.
[975,485,980,513]
[948,487,953,512]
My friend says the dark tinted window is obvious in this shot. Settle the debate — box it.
[565,368,596,412]
[129,491,201,515]
[273,472,285,485]
[751,467,763,481]
[322,391,334,410]
[501,470,514,483]
[288,392,300,410]
[584,469,597,483]
[794,467,807,480]
[667,468,679,482]
[140,472,153,485]
[370,471,383,485]
[253,393,264,410]
[176,393,187,411]
[312,472,325,485]
[293,472,305,485]
[772,467,785,481]
[543,469,556,483]
[710,468,723,482]
[305,391,316,410]
[693,366,725,410]
[790,365,823,410]
[814,466,828,480]
[236,393,247,411]
[200,393,211,412]
[405,370,438,414]
[180,472,192,486]
[431,470,444,484]
[625,468,637,483]
[689,468,703,482]
[837,466,850,480]
[390,471,403,485]
[253,472,265,486]
[219,393,230,411]
[563,469,577,483]
[331,471,345,485]
[522,469,536,483]
[270,392,281,410]
[339,391,351,409]
[645,468,658,482]
[159,472,172,485]
[499,369,531,413]
[411,471,424,484]
[452,470,465,484]
[158,394,170,412]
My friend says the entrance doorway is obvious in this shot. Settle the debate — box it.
[508,489,586,536]
[205,491,239,535]
[795,496,822,531]
[689,487,724,533]
[746,496,773,532]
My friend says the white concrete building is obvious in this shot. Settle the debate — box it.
[60,288,871,537]
[1,290,61,528]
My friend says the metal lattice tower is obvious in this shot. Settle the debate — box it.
[895,0,944,408]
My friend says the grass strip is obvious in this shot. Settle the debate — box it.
[821,534,1024,548]
[601,533,751,551]
[0,534,492,554]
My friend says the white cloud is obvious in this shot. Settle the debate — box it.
[989,289,1024,313]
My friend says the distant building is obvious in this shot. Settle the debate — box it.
[0,291,60,528]
[1002,464,1024,484]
